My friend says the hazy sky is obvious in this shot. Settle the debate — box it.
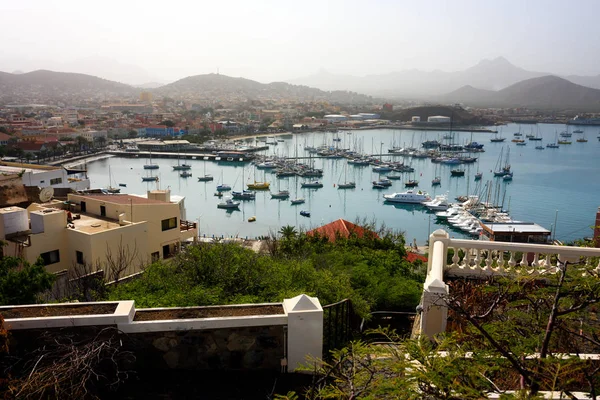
[1,0,598,84]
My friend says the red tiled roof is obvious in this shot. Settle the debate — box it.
[77,194,168,205]
[306,219,379,242]
[406,252,428,263]
[0,133,11,141]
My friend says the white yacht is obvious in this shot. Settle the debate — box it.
[383,190,430,204]
[422,194,449,211]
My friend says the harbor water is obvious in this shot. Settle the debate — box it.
[85,123,600,245]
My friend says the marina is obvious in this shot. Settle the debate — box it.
[83,123,600,245]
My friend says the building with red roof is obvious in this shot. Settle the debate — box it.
[306,219,379,242]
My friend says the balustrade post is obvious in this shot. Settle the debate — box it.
[420,230,450,338]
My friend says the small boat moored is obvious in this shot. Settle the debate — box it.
[217,198,240,209]
[300,210,311,217]
[248,216,256,222]
[290,198,305,205]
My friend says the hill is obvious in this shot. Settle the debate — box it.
[0,70,137,103]
[442,75,600,110]
[155,73,374,104]
[289,57,547,98]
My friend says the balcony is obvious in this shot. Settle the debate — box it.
[417,229,600,338]
[179,220,198,241]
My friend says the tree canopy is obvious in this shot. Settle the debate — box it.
[0,255,55,305]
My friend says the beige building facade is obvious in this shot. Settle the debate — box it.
[0,190,197,280]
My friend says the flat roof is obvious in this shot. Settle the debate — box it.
[72,194,168,205]
[70,213,125,234]
[481,222,551,234]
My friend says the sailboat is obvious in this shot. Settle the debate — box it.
[247,168,270,190]
[144,150,159,169]
[106,165,121,193]
[546,131,560,148]
[216,171,231,191]
[232,166,255,200]
[529,126,542,141]
[337,163,356,189]
[474,157,483,180]
[493,146,512,177]
[576,135,588,143]
[172,150,191,170]
[431,164,441,186]
[197,161,214,182]
[490,129,506,142]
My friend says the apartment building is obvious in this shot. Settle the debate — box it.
[0,190,197,279]
[0,161,90,191]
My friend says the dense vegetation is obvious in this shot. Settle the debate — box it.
[110,226,425,315]
[0,255,55,306]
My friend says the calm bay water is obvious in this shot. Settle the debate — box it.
[85,123,600,245]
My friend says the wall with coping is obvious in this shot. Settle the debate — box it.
[1,295,323,373]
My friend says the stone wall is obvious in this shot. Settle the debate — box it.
[129,325,285,370]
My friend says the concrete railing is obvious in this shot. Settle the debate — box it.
[419,229,600,338]
[1,294,323,373]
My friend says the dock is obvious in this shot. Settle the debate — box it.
[106,151,255,162]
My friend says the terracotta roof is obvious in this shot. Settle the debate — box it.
[0,133,11,141]
[306,219,379,242]
[75,194,168,205]
[406,252,428,263]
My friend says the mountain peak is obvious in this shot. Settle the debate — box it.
[474,56,514,68]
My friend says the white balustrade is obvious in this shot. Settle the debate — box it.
[418,230,600,338]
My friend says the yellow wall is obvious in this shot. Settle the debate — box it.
[25,210,69,273]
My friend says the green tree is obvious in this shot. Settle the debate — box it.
[161,120,175,127]
[0,256,55,305]
[94,136,107,148]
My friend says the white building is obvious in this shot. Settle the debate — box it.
[324,114,348,123]
[62,109,79,125]
[0,162,90,191]
[411,116,421,122]
[427,115,451,123]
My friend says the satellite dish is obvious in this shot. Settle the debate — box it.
[39,187,54,203]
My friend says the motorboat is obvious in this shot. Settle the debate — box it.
[248,216,257,222]
[535,145,544,150]
[216,184,232,191]
[546,143,559,148]
[431,177,441,186]
[386,174,402,180]
[435,207,462,220]
[503,174,513,181]
[142,176,159,182]
[450,169,465,177]
[198,175,214,182]
[373,178,393,187]
[383,190,430,204]
[217,198,240,209]
[247,181,270,190]
[301,181,324,188]
[232,190,256,200]
[423,194,449,211]
[290,198,305,205]
[404,180,418,187]
[300,210,311,217]
[256,162,277,169]
[180,171,192,178]
[474,172,483,180]
[271,190,290,199]
[516,142,526,146]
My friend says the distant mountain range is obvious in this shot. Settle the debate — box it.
[3,62,600,110]
[441,75,600,111]
[0,70,374,105]
[288,57,600,99]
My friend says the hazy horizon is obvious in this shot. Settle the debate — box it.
[2,0,599,85]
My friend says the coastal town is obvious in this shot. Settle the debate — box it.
[2,1,600,397]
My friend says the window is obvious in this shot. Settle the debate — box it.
[40,250,60,265]
[50,177,62,185]
[151,252,160,262]
[161,217,177,231]
[76,251,84,265]
[80,201,86,212]
[40,180,45,184]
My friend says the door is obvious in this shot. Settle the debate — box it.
[80,201,86,212]
[100,205,106,217]
[162,244,170,259]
